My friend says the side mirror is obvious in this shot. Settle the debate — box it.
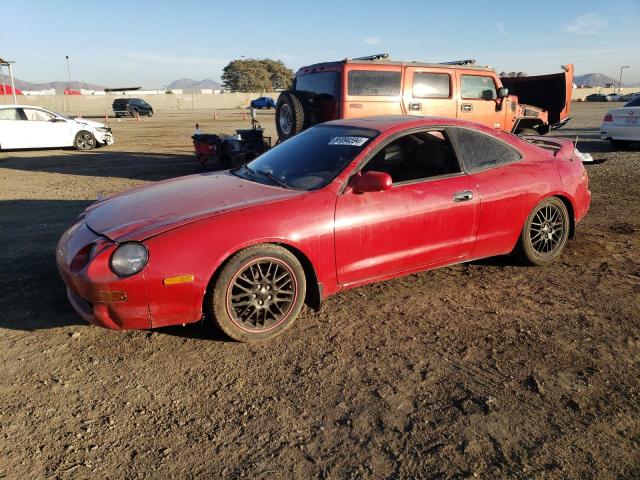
[353,171,392,194]
[498,87,509,98]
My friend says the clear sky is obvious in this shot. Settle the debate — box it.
[2,0,639,88]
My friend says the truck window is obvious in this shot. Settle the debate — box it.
[348,70,401,96]
[412,72,451,98]
[294,72,340,99]
[461,75,497,100]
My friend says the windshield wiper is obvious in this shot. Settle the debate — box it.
[255,169,291,189]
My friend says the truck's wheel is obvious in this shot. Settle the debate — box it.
[276,91,306,140]
[209,244,306,342]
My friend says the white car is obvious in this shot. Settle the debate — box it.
[0,105,114,151]
[601,96,640,149]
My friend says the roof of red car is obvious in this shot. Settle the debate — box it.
[323,115,485,133]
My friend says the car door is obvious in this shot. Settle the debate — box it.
[0,107,28,149]
[447,126,543,258]
[21,108,73,148]
[403,67,457,119]
[457,73,503,130]
[334,129,479,286]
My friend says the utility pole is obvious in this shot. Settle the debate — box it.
[65,55,71,112]
[619,65,630,94]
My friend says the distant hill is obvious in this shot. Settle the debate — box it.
[11,78,106,93]
[167,78,221,91]
[574,73,621,88]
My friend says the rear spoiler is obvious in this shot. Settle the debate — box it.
[501,64,574,127]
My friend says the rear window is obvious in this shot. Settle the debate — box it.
[448,127,521,172]
[412,72,451,98]
[348,70,401,96]
[294,72,339,99]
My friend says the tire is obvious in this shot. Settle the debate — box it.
[74,131,96,151]
[610,139,629,149]
[275,91,306,141]
[147,109,154,117]
[209,244,306,342]
[517,128,539,136]
[130,109,137,118]
[514,197,570,266]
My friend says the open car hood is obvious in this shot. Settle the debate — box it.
[85,172,303,242]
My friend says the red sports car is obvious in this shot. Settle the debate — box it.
[56,116,591,342]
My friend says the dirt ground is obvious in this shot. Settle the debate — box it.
[0,104,638,479]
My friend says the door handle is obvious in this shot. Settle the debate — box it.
[453,190,473,202]
[408,102,422,111]
[461,103,473,112]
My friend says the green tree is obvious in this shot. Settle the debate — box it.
[221,58,293,92]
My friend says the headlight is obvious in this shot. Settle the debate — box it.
[110,242,148,276]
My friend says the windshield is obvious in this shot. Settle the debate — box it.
[231,125,378,190]
[625,96,640,107]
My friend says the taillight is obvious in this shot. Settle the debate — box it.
[603,113,613,122]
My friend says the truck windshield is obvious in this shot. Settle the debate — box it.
[232,125,378,191]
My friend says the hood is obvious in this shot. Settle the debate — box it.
[85,172,304,241]
[73,118,107,129]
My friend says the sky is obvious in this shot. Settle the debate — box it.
[2,0,639,88]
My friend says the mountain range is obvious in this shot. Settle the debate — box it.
[574,73,624,88]
[166,78,221,90]
[7,78,222,93]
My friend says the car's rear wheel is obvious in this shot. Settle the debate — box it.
[210,244,306,342]
[514,197,570,266]
[276,91,306,141]
[74,131,96,151]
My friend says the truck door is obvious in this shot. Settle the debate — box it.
[457,73,503,130]
[403,67,457,119]
[343,65,403,118]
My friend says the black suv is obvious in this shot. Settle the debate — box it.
[112,98,154,117]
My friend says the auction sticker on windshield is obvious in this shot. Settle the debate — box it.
[328,136,369,146]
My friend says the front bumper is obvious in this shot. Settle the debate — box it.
[56,220,150,329]
[94,130,114,146]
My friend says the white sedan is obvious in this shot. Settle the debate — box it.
[601,96,640,149]
[0,105,114,151]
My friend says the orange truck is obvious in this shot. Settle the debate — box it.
[275,54,573,140]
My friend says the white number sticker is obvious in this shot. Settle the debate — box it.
[328,136,369,146]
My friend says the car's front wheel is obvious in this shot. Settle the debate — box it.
[147,109,154,117]
[210,244,306,342]
[514,197,570,266]
[74,131,96,151]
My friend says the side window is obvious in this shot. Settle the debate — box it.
[0,108,21,120]
[23,109,54,121]
[448,127,522,172]
[412,72,451,98]
[348,70,401,96]
[362,130,461,183]
[461,75,497,100]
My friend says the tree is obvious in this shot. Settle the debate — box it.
[221,59,293,92]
